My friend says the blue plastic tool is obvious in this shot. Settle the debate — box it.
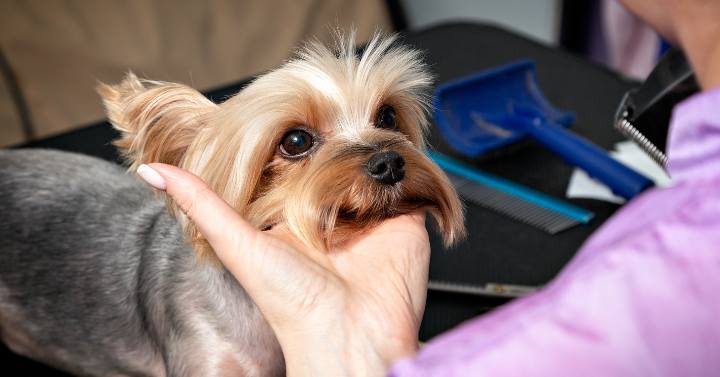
[428,151,594,230]
[433,60,654,200]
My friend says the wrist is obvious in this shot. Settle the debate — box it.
[279,330,386,377]
[276,322,418,377]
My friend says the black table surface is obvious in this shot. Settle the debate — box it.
[6,22,637,374]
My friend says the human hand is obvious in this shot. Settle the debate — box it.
[620,0,720,89]
[136,163,431,377]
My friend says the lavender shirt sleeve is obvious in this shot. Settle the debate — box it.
[390,88,720,377]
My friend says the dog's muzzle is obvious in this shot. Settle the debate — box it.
[365,151,405,185]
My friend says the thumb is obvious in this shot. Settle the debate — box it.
[136,163,266,279]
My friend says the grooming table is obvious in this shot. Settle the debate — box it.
[6,22,636,374]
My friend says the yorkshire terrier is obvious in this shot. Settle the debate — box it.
[0,33,464,376]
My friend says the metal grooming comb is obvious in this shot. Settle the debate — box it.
[429,151,594,235]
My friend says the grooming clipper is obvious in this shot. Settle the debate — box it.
[614,47,700,168]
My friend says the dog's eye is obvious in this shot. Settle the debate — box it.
[375,105,397,130]
[279,129,314,158]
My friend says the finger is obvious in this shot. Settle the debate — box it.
[405,210,427,226]
[373,211,428,241]
[137,163,266,273]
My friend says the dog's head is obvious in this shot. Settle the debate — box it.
[99,33,465,259]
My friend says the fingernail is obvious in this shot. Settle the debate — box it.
[137,164,167,190]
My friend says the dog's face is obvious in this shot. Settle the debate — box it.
[99,33,464,259]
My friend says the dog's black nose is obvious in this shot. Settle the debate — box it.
[365,151,405,185]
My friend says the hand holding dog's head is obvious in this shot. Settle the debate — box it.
[99,33,465,259]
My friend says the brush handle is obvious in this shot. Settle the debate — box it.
[511,116,654,200]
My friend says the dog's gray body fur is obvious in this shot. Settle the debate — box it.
[0,149,283,377]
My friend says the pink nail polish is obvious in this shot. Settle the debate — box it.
[137,164,167,190]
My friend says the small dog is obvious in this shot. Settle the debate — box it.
[0,33,464,376]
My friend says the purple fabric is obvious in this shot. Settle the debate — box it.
[390,88,720,376]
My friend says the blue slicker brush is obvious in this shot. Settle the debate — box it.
[433,60,653,200]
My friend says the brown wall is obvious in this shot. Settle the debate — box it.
[0,0,391,146]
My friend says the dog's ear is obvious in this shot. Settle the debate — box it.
[98,72,218,169]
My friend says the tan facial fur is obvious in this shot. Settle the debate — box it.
[99,32,465,260]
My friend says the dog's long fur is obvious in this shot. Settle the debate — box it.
[0,33,464,376]
[98,33,464,258]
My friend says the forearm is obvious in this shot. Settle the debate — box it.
[682,36,720,90]
[674,17,720,90]
[620,0,720,90]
